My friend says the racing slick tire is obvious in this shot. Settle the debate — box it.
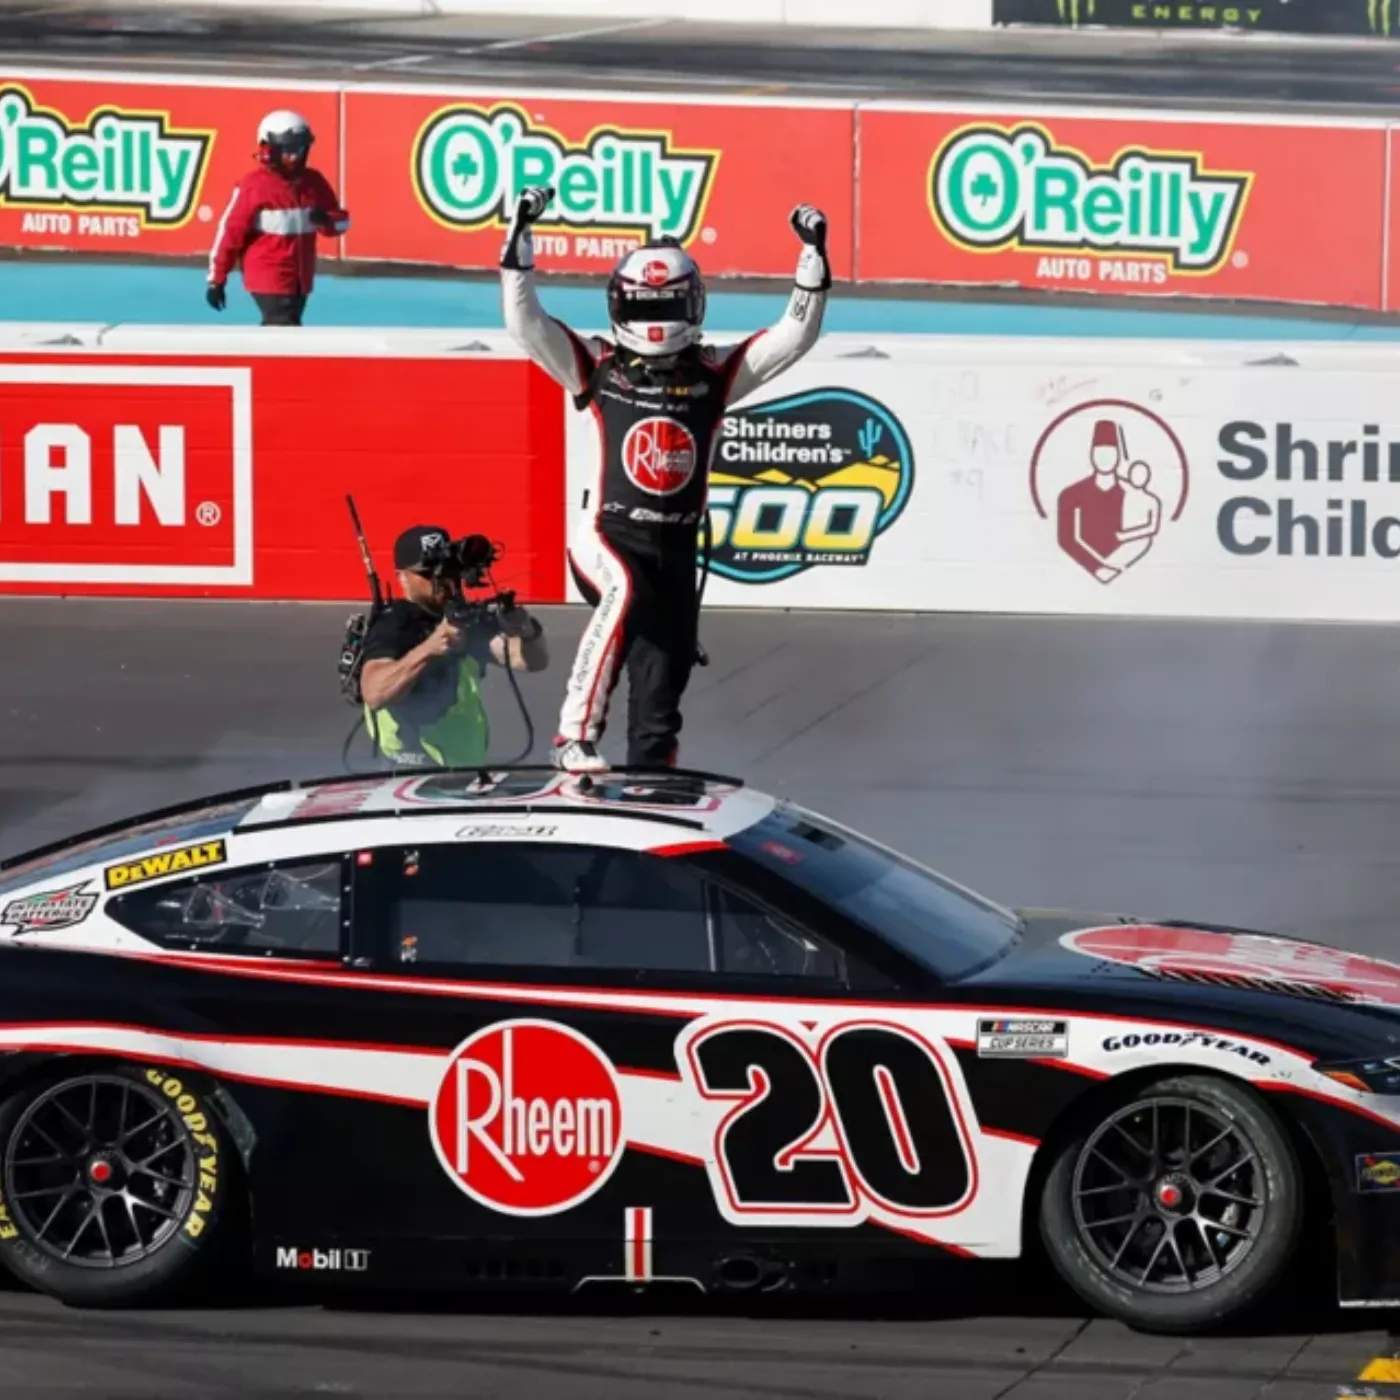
[1038,1072,1303,1334]
[0,1063,235,1308]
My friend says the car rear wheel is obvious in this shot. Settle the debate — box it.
[1038,1073,1302,1333]
[0,1064,232,1307]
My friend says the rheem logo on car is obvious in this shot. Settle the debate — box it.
[430,1020,625,1216]
[0,363,252,587]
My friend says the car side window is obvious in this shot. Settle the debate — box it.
[713,886,847,982]
[384,843,712,973]
[106,859,345,957]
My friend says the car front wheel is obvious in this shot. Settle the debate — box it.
[1038,1072,1303,1333]
[0,1063,233,1307]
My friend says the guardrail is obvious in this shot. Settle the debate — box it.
[5,323,1400,620]
[0,67,1396,312]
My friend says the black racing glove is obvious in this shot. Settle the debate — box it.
[790,204,831,292]
[500,186,555,271]
[206,282,226,312]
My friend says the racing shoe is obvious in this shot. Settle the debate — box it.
[552,738,609,773]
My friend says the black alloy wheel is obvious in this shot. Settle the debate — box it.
[0,1064,231,1306]
[1039,1073,1302,1333]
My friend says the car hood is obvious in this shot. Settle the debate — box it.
[959,907,1400,1056]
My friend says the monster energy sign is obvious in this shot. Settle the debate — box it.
[993,0,1399,33]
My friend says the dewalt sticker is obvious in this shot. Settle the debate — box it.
[105,838,227,890]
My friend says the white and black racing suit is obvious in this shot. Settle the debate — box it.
[501,217,829,768]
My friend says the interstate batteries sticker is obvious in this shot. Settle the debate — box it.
[708,387,914,584]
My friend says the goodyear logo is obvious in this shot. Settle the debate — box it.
[104,839,227,890]
[413,101,719,243]
[930,122,1253,275]
[707,388,914,584]
[0,84,213,227]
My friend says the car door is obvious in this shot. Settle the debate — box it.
[346,833,956,1289]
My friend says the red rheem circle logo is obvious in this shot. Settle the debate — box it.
[641,260,670,286]
[430,1020,624,1216]
[621,417,698,496]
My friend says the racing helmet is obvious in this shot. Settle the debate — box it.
[607,240,705,358]
[257,110,313,173]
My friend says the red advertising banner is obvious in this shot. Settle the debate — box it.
[855,107,1387,309]
[341,89,854,279]
[0,76,341,262]
[1386,127,1400,312]
[0,353,566,602]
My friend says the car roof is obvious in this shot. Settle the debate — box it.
[0,766,774,892]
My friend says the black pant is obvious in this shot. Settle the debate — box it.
[565,523,699,768]
[253,293,307,326]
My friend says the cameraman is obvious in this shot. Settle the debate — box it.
[358,525,548,768]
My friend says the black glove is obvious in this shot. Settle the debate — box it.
[790,204,831,293]
[206,282,226,312]
[307,207,331,231]
[500,186,555,271]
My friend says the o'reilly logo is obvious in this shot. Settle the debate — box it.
[276,1247,370,1272]
[0,85,213,226]
[931,123,1252,274]
[414,102,718,242]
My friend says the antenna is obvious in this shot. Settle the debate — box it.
[346,493,383,609]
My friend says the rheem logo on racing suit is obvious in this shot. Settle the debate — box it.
[622,417,698,496]
[430,1020,625,1216]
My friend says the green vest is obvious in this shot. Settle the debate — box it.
[365,651,491,768]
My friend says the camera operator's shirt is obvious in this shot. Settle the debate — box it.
[360,602,501,767]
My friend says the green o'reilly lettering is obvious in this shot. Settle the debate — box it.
[415,104,717,243]
[0,86,212,224]
[932,124,1251,273]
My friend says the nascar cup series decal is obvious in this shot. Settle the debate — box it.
[430,1020,624,1216]
[930,122,1253,276]
[413,102,719,245]
[709,388,914,584]
[0,85,214,230]
[1062,924,1400,1008]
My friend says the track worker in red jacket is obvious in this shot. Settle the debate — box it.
[206,111,349,326]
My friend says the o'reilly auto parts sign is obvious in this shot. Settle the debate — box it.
[993,0,1400,33]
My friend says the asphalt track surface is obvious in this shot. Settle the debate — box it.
[6,1,1400,114]
[4,598,1400,1395]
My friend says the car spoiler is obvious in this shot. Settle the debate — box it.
[0,763,745,873]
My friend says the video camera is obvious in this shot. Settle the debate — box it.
[417,532,500,591]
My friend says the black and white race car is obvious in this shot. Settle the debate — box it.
[0,766,1397,1332]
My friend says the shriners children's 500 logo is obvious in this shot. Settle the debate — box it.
[931,122,1253,275]
[0,85,214,227]
[708,388,914,585]
[413,102,719,245]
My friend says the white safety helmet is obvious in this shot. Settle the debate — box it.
[257,110,313,172]
[607,240,706,358]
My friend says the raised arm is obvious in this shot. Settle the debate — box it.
[499,186,601,398]
[722,205,831,407]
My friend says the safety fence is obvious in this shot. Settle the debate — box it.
[0,67,1396,311]
[6,322,1400,620]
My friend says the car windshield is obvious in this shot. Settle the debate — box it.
[0,800,261,897]
[729,802,1021,982]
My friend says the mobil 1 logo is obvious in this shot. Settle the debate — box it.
[708,388,914,584]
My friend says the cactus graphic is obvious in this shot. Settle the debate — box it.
[858,418,884,459]
[1055,0,1093,20]
[1371,0,1393,34]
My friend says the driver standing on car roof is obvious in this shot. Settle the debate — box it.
[500,184,831,776]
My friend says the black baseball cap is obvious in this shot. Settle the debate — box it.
[394,525,450,573]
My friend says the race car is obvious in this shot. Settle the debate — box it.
[0,765,1398,1333]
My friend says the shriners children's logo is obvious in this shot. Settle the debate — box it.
[413,102,719,244]
[931,123,1252,275]
[708,388,914,585]
[1030,400,1189,584]
[0,85,213,226]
